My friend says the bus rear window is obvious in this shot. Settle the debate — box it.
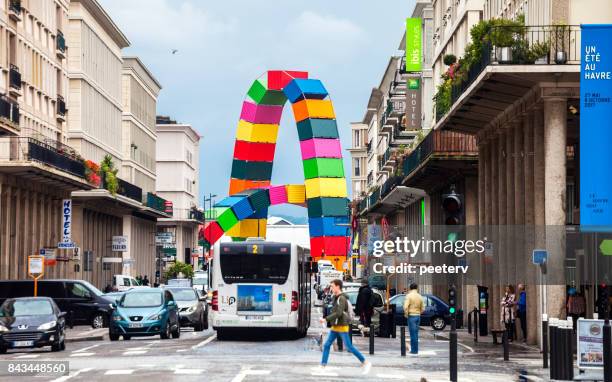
[220,254,290,284]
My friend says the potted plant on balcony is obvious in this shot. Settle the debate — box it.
[101,154,119,195]
[551,23,569,64]
[443,54,457,66]
[491,21,518,63]
[529,40,551,64]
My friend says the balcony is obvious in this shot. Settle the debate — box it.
[401,130,478,192]
[9,65,22,98]
[380,99,406,133]
[56,95,66,122]
[0,96,20,134]
[390,125,415,146]
[435,25,580,131]
[0,137,91,190]
[146,192,172,216]
[8,0,22,21]
[168,208,205,223]
[116,177,143,203]
[56,31,66,59]
[380,146,396,171]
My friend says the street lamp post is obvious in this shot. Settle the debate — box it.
[203,193,217,257]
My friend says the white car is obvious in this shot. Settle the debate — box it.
[113,275,145,291]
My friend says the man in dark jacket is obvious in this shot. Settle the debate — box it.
[355,280,374,327]
[318,279,371,373]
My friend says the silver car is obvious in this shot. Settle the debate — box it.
[165,287,208,331]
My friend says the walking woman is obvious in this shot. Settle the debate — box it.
[318,279,371,374]
[501,284,516,342]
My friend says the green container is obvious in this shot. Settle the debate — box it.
[247,79,287,105]
[216,207,238,231]
[307,197,349,218]
[231,160,273,181]
[297,119,339,141]
[303,158,344,179]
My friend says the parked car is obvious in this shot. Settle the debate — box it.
[0,297,66,353]
[0,280,114,329]
[113,275,143,291]
[192,271,209,294]
[164,287,208,331]
[388,293,462,331]
[109,288,180,341]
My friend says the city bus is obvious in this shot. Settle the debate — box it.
[210,239,312,340]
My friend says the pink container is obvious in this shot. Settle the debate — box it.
[240,101,283,124]
[268,185,288,205]
[299,138,342,160]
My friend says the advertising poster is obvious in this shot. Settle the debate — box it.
[237,285,272,313]
[577,319,604,368]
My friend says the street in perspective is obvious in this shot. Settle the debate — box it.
[1,0,612,381]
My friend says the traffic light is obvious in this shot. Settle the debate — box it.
[442,188,463,226]
[448,286,457,315]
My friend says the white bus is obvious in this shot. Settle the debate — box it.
[211,240,312,340]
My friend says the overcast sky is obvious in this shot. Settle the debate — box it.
[100,0,415,217]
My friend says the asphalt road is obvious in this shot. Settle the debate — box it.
[0,305,547,381]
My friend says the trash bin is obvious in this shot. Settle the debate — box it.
[378,310,395,338]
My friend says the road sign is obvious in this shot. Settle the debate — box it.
[532,249,548,265]
[39,248,56,266]
[28,256,45,297]
[112,236,128,252]
[155,232,174,245]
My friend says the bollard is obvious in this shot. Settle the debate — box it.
[474,308,479,343]
[400,326,406,357]
[369,324,375,355]
[450,314,458,382]
[549,318,558,380]
[566,318,574,381]
[604,317,611,382]
[468,309,472,334]
[558,319,567,380]
[502,328,510,361]
[542,314,548,369]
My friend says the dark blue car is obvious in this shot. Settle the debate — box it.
[389,293,460,331]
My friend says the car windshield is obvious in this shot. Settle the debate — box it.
[79,280,103,296]
[1,299,53,317]
[168,289,197,301]
[121,292,162,307]
[192,277,207,285]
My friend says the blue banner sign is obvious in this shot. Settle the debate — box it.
[580,25,612,230]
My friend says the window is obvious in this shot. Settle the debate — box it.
[67,283,92,299]
[39,282,66,298]
[186,149,193,165]
[354,158,361,177]
[353,130,361,147]
[220,253,291,284]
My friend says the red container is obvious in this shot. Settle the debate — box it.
[203,221,224,246]
[233,140,276,162]
[309,236,350,257]
[267,70,308,91]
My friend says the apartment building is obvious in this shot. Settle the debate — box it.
[347,122,366,198]
[156,116,203,266]
[430,0,612,344]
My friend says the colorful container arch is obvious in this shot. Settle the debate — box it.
[200,70,350,266]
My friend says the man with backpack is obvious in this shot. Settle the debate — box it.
[318,279,371,374]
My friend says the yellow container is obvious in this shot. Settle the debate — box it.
[236,120,279,143]
[292,99,335,122]
[226,219,267,238]
[305,178,347,199]
[286,184,306,204]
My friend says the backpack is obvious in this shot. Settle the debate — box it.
[345,297,355,321]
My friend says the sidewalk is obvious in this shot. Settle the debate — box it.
[65,326,107,343]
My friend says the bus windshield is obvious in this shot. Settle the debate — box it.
[220,253,290,284]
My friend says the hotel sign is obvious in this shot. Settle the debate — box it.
[58,199,76,249]
[406,76,422,130]
[580,25,612,229]
[405,18,422,72]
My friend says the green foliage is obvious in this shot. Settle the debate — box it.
[165,261,194,279]
[443,54,457,66]
[527,41,551,63]
[101,154,119,195]
[434,79,452,116]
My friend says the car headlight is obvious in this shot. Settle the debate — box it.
[0,325,8,333]
[147,313,162,321]
[37,321,57,330]
[112,314,123,322]
[186,305,197,313]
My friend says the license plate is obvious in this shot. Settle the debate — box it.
[244,316,264,321]
[128,323,143,328]
[13,341,33,347]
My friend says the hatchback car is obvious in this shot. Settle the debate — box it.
[322,289,385,333]
[389,293,461,330]
[164,287,208,331]
[0,297,66,353]
[109,289,180,341]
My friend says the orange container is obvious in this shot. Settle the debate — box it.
[229,179,271,196]
[291,99,335,122]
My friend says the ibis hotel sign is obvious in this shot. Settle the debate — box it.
[580,25,612,229]
[405,18,422,72]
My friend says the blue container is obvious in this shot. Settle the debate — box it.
[216,196,243,208]
[284,79,328,103]
[250,207,268,219]
[230,197,255,220]
[235,189,271,211]
[308,216,350,237]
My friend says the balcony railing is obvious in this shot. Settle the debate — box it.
[9,0,21,15]
[368,187,380,207]
[56,30,66,54]
[437,25,580,121]
[9,65,21,90]
[380,176,402,199]
[103,174,143,203]
[0,97,19,126]
[402,130,478,177]
[146,192,170,215]
[0,137,86,179]
[358,198,368,214]
[172,208,205,222]
[57,95,66,116]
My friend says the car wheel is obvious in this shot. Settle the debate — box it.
[431,316,446,331]
[0,346,6,354]
[60,340,66,351]
[123,335,131,340]
[160,322,170,339]
[171,323,180,339]
[194,316,204,332]
[203,313,209,330]
[109,331,119,341]
[91,313,106,329]
[51,341,63,352]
